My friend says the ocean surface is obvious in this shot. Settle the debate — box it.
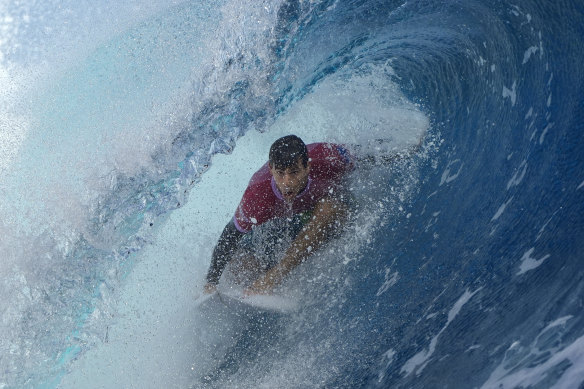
[1,0,583,388]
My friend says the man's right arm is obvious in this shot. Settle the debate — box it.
[204,220,245,292]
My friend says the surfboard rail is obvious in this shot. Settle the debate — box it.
[195,289,299,314]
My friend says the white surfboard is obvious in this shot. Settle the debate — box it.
[195,289,298,314]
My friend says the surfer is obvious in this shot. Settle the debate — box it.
[204,135,355,295]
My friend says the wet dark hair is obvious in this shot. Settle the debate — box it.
[269,135,308,170]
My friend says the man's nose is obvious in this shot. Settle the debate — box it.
[282,174,294,186]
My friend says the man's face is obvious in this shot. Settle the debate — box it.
[270,158,310,202]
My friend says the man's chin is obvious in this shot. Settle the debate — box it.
[282,191,296,200]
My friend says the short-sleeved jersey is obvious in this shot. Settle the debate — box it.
[233,143,354,233]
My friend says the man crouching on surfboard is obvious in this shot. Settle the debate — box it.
[204,135,355,295]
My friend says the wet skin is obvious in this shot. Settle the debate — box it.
[269,159,310,202]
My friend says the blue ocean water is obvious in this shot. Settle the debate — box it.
[1,0,583,388]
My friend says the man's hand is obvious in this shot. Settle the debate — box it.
[245,197,347,295]
[203,282,217,294]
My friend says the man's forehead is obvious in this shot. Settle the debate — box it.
[271,158,307,171]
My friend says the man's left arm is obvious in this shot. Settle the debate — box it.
[245,196,349,294]
[204,220,245,293]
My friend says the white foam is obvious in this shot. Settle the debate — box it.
[0,2,216,243]
[59,118,344,388]
[0,4,223,386]
[522,46,539,65]
[377,349,396,383]
[60,130,266,389]
[0,109,28,177]
[0,59,30,179]
[272,64,429,148]
[440,159,464,185]
[60,62,429,388]
[506,160,528,190]
[491,196,513,221]
[480,318,584,389]
[502,81,517,106]
[539,122,553,144]
[376,269,399,296]
[517,247,550,275]
[536,210,560,241]
[401,288,481,376]
[541,315,573,332]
